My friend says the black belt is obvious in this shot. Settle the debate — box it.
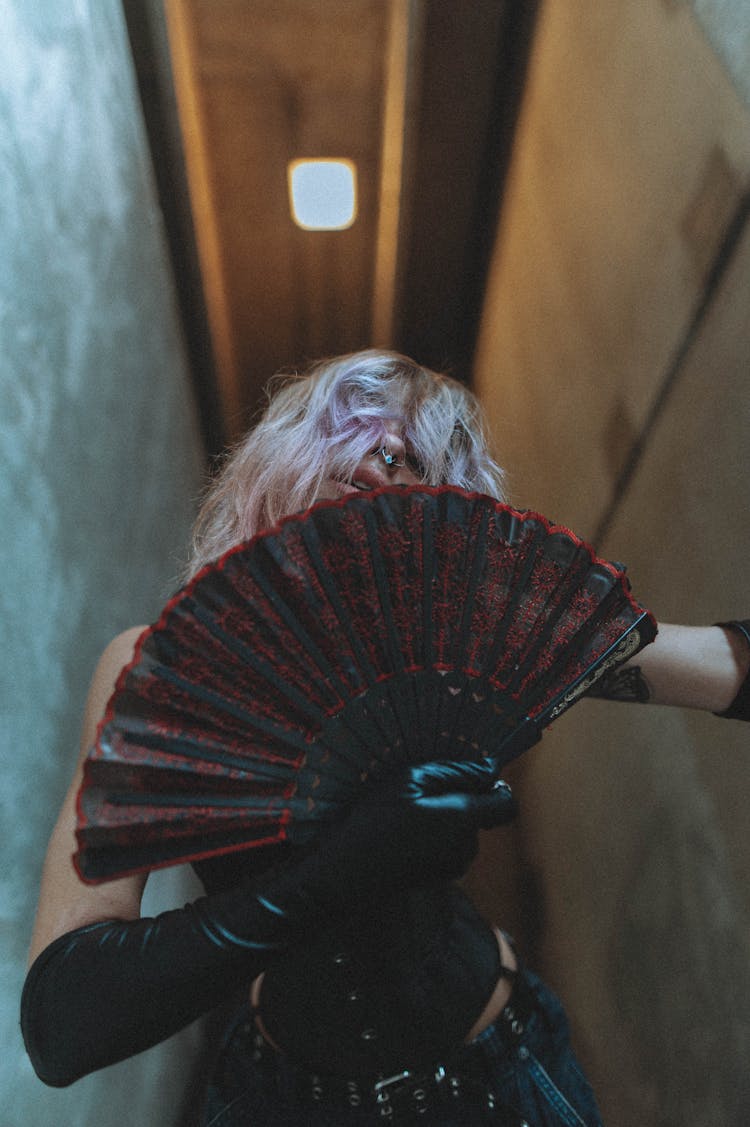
[287,1061,527,1124]
[252,968,537,1125]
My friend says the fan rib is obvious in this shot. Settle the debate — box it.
[296,515,416,769]
[137,655,324,731]
[518,584,624,715]
[362,505,414,758]
[506,550,596,692]
[435,504,493,760]
[182,594,341,716]
[418,500,436,761]
[242,557,352,708]
[483,522,549,690]
[75,486,657,883]
[455,505,491,661]
[539,612,653,723]
[298,515,378,683]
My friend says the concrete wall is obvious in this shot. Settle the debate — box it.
[1,2,207,1124]
[691,0,750,106]
[472,1,750,1124]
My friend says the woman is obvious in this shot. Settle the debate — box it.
[22,351,750,1125]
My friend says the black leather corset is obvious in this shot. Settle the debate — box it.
[256,882,501,1075]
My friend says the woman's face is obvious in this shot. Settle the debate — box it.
[316,421,421,501]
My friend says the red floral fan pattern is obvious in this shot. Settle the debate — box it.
[75,486,656,882]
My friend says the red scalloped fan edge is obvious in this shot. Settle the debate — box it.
[74,485,656,883]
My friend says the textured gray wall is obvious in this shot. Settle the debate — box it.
[690,0,750,106]
[2,2,207,1123]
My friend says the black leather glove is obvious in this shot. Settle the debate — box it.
[285,759,518,907]
[21,875,300,1087]
[714,620,750,720]
[22,758,514,1086]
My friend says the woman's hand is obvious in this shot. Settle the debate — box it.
[22,757,515,1087]
[354,759,518,882]
[273,760,517,918]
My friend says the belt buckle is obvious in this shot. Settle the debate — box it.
[374,1069,412,1103]
[373,1066,446,1120]
[373,1070,414,1119]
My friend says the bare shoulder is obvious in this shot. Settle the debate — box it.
[79,626,148,756]
[27,626,150,965]
[87,627,148,711]
[101,625,148,663]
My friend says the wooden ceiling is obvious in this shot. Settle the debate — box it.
[124,0,539,452]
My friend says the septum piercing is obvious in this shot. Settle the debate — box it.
[375,445,404,468]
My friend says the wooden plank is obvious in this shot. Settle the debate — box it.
[164,0,388,436]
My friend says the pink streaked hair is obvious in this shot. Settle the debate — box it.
[184,350,506,579]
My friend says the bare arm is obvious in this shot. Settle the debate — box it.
[634,623,750,712]
[23,624,312,1085]
[24,624,513,1086]
[592,622,750,714]
[28,626,148,965]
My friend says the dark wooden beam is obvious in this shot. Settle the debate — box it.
[122,0,226,458]
[394,0,541,383]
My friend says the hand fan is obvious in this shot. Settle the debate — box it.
[75,485,655,882]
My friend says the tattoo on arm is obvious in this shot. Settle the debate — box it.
[585,665,651,704]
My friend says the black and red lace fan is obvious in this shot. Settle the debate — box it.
[75,486,656,882]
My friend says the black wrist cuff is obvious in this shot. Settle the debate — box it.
[714,621,750,721]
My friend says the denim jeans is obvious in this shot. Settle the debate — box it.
[201,967,603,1126]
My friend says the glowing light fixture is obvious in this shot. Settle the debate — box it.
[288,159,357,230]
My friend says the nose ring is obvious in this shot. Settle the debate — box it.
[377,446,404,468]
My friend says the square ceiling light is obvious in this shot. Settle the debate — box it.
[288,159,357,230]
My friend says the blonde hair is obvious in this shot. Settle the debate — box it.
[186,350,505,578]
